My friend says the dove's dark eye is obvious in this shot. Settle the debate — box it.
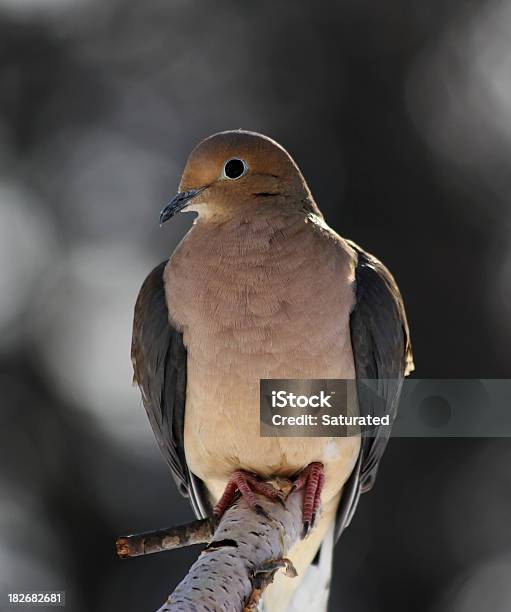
[222,158,248,180]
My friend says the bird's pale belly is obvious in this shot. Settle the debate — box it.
[182,327,360,506]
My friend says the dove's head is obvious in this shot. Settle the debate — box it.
[160,130,319,224]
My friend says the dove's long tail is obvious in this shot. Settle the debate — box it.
[287,521,335,612]
[260,520,335,612]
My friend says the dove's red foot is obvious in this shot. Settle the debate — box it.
[291,462,325,537]
[213,470,284,519]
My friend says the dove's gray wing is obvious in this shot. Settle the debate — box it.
[131,261,210,519]
[335,243,413,540]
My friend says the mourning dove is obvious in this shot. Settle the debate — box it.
[132,130,413,611]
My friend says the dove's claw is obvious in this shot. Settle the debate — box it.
[213,470,284,518]
[292,462,325,538]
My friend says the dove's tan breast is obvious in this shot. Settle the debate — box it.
[164,211,361,507]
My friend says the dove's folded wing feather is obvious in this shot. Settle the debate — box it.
[131,261,210,519]
[335,243,413,540]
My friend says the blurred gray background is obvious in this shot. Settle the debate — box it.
[1,0,511,610]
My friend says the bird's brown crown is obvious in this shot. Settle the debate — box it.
[178,130,317,220]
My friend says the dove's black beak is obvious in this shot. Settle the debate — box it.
[159,188,205,225]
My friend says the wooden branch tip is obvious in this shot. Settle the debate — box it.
[115,516,216,559]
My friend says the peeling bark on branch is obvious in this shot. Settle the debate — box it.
[117,479,305,611]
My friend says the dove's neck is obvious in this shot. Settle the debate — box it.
[194,209,308,253]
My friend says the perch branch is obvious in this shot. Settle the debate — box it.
[117,478,305,611]
[158,478,303,611]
